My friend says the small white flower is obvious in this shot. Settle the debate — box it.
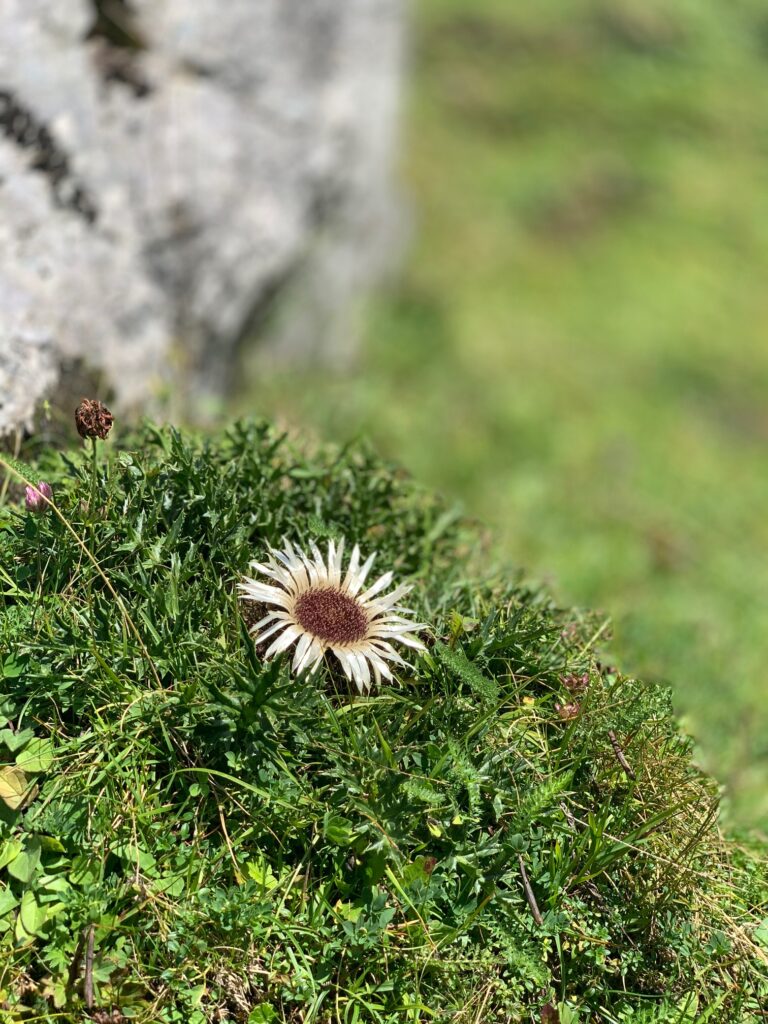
[239,538,426,692]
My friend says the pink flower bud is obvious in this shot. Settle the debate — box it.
[25,481,53,512]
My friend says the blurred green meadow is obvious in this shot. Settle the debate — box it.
[240,0,768,828]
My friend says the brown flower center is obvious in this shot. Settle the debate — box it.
[294,587,369,646]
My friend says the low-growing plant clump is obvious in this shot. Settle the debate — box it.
[0,420,765,1022]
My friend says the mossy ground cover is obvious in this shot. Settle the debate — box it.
[238,0,768,828]
[0,422,766,1022]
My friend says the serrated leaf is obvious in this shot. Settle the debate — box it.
[305,514,341,540]
[403,778,442,806]
[0,454,40,487]
[434,641,499,702]
[245,853,278,890]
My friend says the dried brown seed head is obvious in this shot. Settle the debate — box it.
[75,398,113,440]
[555,701,580,721]
[562,672,590,694]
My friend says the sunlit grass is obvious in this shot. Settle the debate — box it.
[0,424,765,1019]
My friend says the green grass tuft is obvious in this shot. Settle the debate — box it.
[0,422,765,1022]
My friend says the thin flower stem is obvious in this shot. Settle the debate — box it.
[90,436,98,514]
[0,455,163,690]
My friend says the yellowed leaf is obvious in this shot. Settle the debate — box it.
[0,765,36,810]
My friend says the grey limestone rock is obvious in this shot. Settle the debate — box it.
[0,0,404,432]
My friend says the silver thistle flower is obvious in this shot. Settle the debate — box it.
[239,538,426,692]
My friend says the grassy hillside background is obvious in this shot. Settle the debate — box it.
[239,0,768,829]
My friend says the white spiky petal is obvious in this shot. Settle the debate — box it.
[238,538,427,692]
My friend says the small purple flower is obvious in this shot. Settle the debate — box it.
[25,481,53,513]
